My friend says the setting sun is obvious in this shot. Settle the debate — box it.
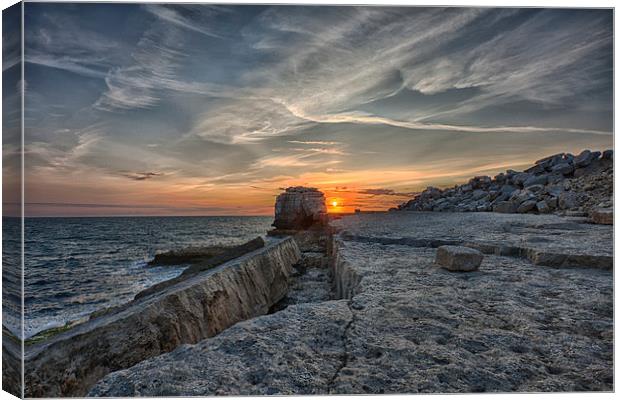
[332,201,338,207]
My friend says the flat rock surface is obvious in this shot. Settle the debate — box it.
[333,212,613,261]
[331,239,612,393]
[89,301,352,396]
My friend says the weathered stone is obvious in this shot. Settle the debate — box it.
[602,149,613,160]
[517,200,537,214]
[513,172,533,187]
[525,184,544,193]
[493,201,517,213]
[574,150,594,168]
[148,246,228,266]
[472,189,488,200]
[558,192,579,210]
[435,245,483,272]
[511,189,535,205]
[551,163,574,176]
[500,184,518,196]
[524,163,546,175]
[523,174,548,187]
[547,197,558,209]
[89,301,352,397]
[460,184,473,193]
[24,238,302,397]
[591,208,613,225]
[536,200,551,214]
[137,237,266,299]
[273,187,327,230]
[545,184,564,197]
[546,173,565,184]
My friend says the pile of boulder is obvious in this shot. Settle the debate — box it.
[396,149,613,217]
[272,186,328,230]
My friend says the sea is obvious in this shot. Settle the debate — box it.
[2,216,273,339]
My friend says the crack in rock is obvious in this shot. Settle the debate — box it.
[327,300,356,393]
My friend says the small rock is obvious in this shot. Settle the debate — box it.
[435,245,483,272]
[536,200,551,214]
[591,208,613,225]
[602,149,613,160]
[525,184,544,193]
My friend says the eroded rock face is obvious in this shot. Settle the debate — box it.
[24,238,301,397]
[273,187,327,230]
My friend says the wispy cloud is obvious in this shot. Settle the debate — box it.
[143,4,229,39]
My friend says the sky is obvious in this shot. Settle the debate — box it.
[2,4,614,216]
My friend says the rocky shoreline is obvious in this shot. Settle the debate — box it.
[394,149,613,223]
[90,211,613,395]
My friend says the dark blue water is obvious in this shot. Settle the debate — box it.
[3,216,273,339]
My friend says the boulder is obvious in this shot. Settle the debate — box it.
[591,208,613,225]
[551,163,574,176]
[524,163,546,175]
[472,189,488,201]
[493,201,517,213]
[546,173,565,185]
[523,174,548,187]
[574,150,594,168]
[460,184,473,193]
[511,189,535,204]
[500,184,518,196]
[273,187,327,230]
[545,184,564,197]
[526,184,544,193]
[517,200,537,214]
[535,153,564,166]
[513,172,533,187]
[602,149,613,160]
[435,245,483,272]
[558,191,579,210]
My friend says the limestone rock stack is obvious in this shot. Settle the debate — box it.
[273,187,328,230]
